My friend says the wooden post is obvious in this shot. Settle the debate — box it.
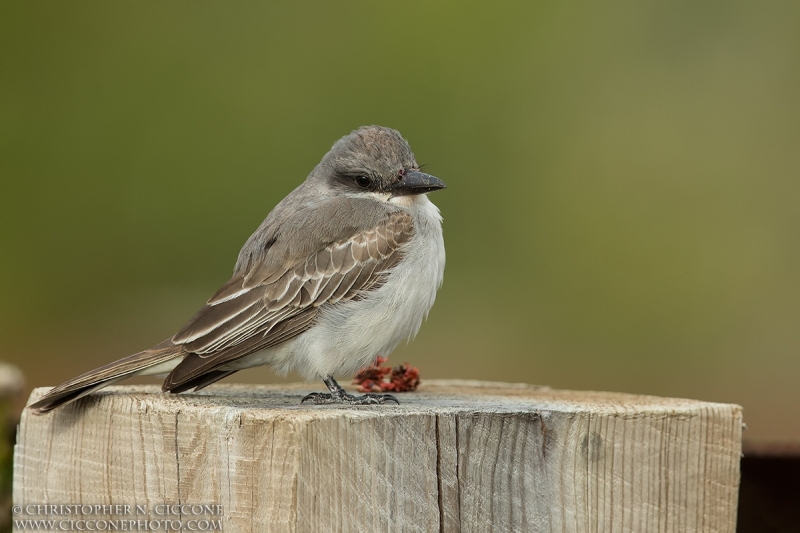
[14,381,742,533]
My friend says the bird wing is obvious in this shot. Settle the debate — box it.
[162,210,414,392]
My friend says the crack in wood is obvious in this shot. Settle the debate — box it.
[435,414,444,533]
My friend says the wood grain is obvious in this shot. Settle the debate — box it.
[14,381,742,532]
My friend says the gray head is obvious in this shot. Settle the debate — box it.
[234,126,444,275]
[312,126,446,198]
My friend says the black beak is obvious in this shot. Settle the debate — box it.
[387,170,447,197]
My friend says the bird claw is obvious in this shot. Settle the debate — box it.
[301,391,400,405]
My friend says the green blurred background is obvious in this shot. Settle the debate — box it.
[1,1,798,441]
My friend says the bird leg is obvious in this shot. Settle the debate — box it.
[301,376,399,405]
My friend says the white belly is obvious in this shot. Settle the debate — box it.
[228,195,445,380]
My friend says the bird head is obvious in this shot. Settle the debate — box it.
[314,126,446,199]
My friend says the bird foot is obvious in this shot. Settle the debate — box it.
[301,391,399,405]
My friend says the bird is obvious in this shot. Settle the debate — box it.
[30,126,446,413]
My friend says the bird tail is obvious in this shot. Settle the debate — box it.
[29,339,184,413]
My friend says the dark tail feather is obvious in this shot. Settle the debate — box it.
[166,370,239,394]
[28,376,128,414]
[29,339,183,413]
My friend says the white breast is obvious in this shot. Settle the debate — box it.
[263,195,445,380]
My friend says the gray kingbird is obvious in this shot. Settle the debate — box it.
[31,126,446,412]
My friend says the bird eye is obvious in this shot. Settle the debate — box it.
[355,176,371,188]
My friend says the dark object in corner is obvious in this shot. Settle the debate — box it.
[737,440,800,533]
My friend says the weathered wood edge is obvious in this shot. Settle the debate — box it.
[24,380,744,420]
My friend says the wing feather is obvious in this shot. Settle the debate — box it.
[329,261,363,303]
[314,271,346,304]
[174,288,264,344]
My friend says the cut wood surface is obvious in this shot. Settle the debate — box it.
[15,381,742,533]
